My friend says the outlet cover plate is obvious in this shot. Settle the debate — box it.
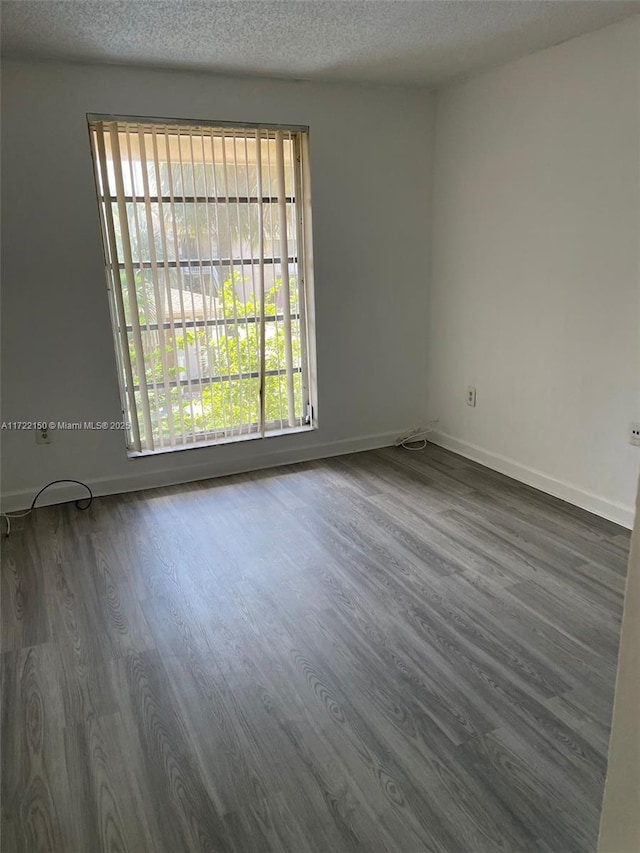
[35,428,53,445]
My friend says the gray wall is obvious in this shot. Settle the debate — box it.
[1,61,434,507]
[427,17,640,527]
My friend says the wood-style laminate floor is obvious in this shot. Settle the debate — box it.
[1,445,630,853]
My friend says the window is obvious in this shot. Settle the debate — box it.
[88,116,316,454]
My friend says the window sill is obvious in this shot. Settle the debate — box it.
[127,423,315,459]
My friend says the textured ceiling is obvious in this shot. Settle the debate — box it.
[2,1,639,88]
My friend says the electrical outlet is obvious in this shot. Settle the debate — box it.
[467,386,477,407]
[630,423,640,447]
[36,427,53,445]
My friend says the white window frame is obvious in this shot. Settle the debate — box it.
[88,114,317,456]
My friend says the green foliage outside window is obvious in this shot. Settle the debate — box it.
[125,271,303,446]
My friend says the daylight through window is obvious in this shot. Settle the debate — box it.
[89,116,315,453]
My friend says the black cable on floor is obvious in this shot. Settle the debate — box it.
[2,479,93,537]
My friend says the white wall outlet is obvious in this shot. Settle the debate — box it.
[467,386,477,407]
[36,427,53,445]
[630,423,640,446]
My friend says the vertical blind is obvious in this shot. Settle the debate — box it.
[88,117,313,453]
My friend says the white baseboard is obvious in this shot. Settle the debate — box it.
[1,430,400,513]
[429,431,634,530]
[4,428,634,530]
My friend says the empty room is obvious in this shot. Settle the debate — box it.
[1,2,639,852]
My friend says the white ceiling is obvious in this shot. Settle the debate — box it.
[2,1,639,88]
